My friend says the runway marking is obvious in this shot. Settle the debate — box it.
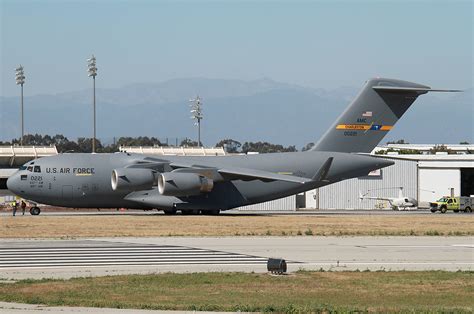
[0,241,288,269]
[354,245,472,248]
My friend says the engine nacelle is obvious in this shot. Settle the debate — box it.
[158,172,214,196]
[111,168,156,191]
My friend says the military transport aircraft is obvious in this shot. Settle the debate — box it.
[7,78,458,215]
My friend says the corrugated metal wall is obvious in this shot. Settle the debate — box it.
[237,159,418,210]
[315,159,418,209]
[238,195,296,211]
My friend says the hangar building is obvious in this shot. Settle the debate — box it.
[305,153,474,210]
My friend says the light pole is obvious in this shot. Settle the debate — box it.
[15,65,25,146]
[87,55,97,153]
[189,96,203,146]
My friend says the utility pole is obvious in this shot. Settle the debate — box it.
[189,96,203,146]
[15,65,25,146]
[87,55,98,153]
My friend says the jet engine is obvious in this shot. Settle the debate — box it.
[111,168,156,191]
[158,172,213,196]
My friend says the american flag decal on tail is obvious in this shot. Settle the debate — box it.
[362,111,372,117]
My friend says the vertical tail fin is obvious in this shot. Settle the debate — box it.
[311,78,460,153]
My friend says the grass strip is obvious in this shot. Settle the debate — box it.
[0,271,472,312]
[1,214,473,238]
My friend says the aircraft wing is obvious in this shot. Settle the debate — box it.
[171,157,333,184]
[217,167,312,184]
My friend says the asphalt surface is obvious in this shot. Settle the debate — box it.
[0,236,472,280]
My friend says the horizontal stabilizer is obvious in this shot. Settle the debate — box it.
[372,86,462,93]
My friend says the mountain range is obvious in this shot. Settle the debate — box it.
[1,78,472,148]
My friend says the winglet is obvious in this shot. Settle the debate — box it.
[312,157,333,182]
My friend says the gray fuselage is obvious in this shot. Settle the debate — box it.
[7,151,392,210]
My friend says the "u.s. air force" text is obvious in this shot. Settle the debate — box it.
[45,167,95,174]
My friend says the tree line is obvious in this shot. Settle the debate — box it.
[2,135,469,154]
[0,134,303,154]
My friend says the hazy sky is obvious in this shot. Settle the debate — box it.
[1,0,472,97]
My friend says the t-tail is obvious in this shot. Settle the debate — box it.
[311,78,460,153]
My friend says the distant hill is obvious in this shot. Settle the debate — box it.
[0,78,472,148]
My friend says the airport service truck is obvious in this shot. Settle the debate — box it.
[430,197,473,213]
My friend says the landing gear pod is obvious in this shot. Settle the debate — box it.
[158,172,213,196]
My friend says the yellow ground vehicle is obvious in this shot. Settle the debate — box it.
[430,196,473,213]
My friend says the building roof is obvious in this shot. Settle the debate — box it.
[386,144,474,151]
[0,146,58,168]
[119,146,226,156]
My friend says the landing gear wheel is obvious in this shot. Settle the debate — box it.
[30,207,41,216]
[163,209,177,215]
[440,206,447,214]
[465,207,472,213]
[181,209,200,215]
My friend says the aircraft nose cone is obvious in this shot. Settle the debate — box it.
[6,173,20,195]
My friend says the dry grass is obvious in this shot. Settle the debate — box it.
[1,213,473,238]
[0,271,472,312]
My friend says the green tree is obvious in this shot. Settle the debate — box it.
[387,139,409,144]
[241,141,297,154]
[76,138,103,153]
[429,144,453,154]
[180,138,199,147]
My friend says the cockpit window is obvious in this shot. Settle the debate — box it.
[19,166,27,170]
[27,166,33,172]
[34,166,41,173]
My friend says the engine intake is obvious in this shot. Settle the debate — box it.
[158,172,214,196]
[111,168,156,191]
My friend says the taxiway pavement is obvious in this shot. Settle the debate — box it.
[0,236,472,279]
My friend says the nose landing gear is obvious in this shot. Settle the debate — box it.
[29,206,41,215]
